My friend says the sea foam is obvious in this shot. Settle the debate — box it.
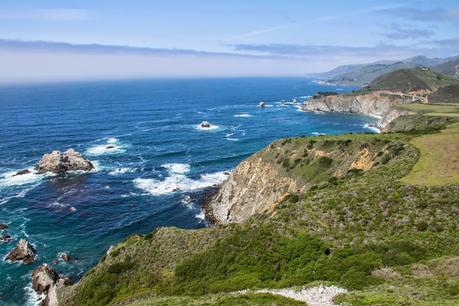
[0,168,47,188]
[86,138,126,156]
[133,164,229,196]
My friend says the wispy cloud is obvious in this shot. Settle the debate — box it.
[0,9,93,21]
[375,7,459,22]
[383,24,434,40]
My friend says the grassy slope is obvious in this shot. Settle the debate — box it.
[366,68,458,92]
[62,122,459,305]
[401,122,459,185]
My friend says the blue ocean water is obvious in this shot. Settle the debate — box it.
[0,78,375,305]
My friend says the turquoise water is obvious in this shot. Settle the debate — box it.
[0,78,374,305]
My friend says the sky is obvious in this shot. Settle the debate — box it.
[0,0,458,82]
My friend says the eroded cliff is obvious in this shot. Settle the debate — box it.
[301,91,421,129]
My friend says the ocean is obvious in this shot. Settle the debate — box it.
[0,77,375,305]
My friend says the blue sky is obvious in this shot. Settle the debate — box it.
[0,0,458,82]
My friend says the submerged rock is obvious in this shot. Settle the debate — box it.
[35,149,94,174]
[60,252,70,263]
[12,169,31,176]
[1,234,12,242]
[106,145,116,149]
[6,239,36,264]
[0,223,8,230]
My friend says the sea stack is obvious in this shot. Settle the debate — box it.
[6,239,36,264]
[35,149,94,174]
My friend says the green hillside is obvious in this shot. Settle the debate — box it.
[429,84,459,104]
[366,68,458,92]
[60,109,459,305]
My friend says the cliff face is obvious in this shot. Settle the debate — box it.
[208,150,301,223]
[302,91,419,129]
[208,135,404,224]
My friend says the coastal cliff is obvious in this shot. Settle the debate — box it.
[207,134,409,223]
[302,91,416,129]
[207,149,301,223]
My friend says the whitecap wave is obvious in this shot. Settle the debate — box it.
[195,124,220,131]
[364,123,381,133]
[0,168,47,188]
[86,138,126,156]
[234,114,252,117]
[134,170,229,196]
[226,138,239,141]
[312,132,326,136]
[108,167,136,175]
[195,210,205,221]
[162,163,190,174]
[24,282,45,306]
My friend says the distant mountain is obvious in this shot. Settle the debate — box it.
[313,55,455,86]
[432,56,459,78]
[366,67,459,92]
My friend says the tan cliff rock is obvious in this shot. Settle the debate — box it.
[301,91,423,129]
[208,152,302,223]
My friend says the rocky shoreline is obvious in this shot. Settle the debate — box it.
[301,91,414,130]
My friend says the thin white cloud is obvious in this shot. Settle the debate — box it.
[0,9,93,21]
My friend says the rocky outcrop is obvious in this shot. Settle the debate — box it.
[35,149,93,174]
[302,91,417,129]
[208,151,302,223]
[6,239,36,264]
[32,264,70,306]
[12,169,31,176]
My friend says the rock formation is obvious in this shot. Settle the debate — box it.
[208,150,301,223]
[35,149,94,174]
[302,91,415,129]
[6,239,36,264]
[32,264,71,306]
[0,223,8,230]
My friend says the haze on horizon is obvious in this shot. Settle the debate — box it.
[0,0,458,83]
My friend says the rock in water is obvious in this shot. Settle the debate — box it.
[32,264,70,306]
[200,121,211,128]
[0,223,8,230]
[6,239,36,264]
[32,264,58,294]
[35,149,94,174]
[60,252,70,263]
[12,169,31,176]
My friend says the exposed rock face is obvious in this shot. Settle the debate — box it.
[6,239,36,264]
[32,264,70,306]
[35,149,94,174]
[208,152,301,223]
[302,91,417,129]
[32,264,58,294]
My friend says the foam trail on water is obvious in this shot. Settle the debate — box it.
[234,114,252,117]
